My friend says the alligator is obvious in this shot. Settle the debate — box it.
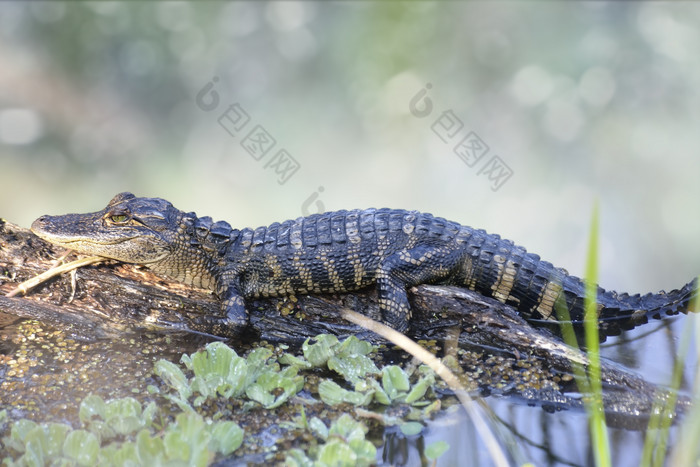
[30,192,697,338]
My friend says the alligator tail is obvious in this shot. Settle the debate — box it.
[523,276,698,340]
[595,277,698,337]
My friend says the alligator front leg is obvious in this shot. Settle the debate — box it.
[187,284,249,337]
[222,285,249,327]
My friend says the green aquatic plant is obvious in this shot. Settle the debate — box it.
[279,334,437,413]
[153,341,304,410]
[1,334,446,465]
[280,334,380,384]
[317,364,436,409]
[1,396,243,466]
[79,394,156,440]
[285,414,377,467]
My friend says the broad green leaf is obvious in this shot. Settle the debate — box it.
[405,374,435,404]
[216,357,248,398]
[141,401,157,427]
[279,364,303,380]
[24,426,48,465]
[79,394,107,424]
[245,347,274,368]
[328,354,379,384]
[179,352,193,368]
[172,412,207,442]
[167,412,213,465]
[188,342,238,377]
[382,365,410,401]
[209,421,243,455]
[3,419,35,453]
[302,335,339,366]
[44,423,71,456]
[154,359,192,402]
[63,430,99,466]
[318,380,345,405]
[113,416,143,437]
[11,419,38,445]
[328,414,368,442]
[191,447,214,467]
[163,430,190,460]
[420,399,442,418]
[245,384,274,407]
[285,448,314,467]
[348,437,378,463]
[278,353,312,369]
[309,416,329,440]
[22,445,45,467]
[399,421,423,436]
[100,441,139,465]
[85,420,115,442]
[105,398,144,435]
[244,365,303,408]
[367,379,390,405]
[337,335,375,357]
[105,397,142,420]
[135,429,164,463]
[317,439,357,467]
[318,380,372,406]
[243,347,274,388]
[187,342,244,400]
[425,440,450,460]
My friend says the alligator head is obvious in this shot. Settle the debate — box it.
[31,192,180,264]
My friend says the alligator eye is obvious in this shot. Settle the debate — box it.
[109,214,129,224]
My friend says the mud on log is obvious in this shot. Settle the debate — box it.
[0,218,691,429]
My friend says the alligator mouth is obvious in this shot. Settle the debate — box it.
[30,217,142,245]
[30,227,139,247]
[51,236,139,246]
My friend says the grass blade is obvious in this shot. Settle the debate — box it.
[582,201,610,467]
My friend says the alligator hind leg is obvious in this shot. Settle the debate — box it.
[375,245,458,332]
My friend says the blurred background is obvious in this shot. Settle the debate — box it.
[1,1,699,297]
